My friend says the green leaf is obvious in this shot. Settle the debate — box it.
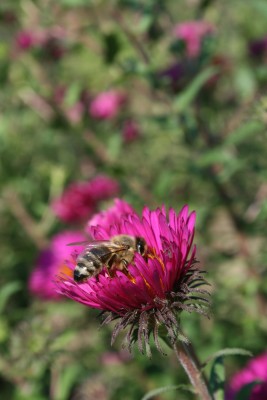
[209,356,225,400]
[0,281,22,313]
[234,66,256,99]
[141,384,193,400]
[58,0,91,6]
[54,364,83,400]
[197,148,232,167]
[107,134,122,159]
[202,348,253,369]
[225,121,264,145]
[50,330,77,351]
[102,32,121,64]
[64,83,82,107]
[235,380,262,400]
[206,349,253,400]
[173,67,218,112]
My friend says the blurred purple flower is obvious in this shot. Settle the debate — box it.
[52,175,120,223]
[249,37,267,58]
[122,119,140,142]
[173,20,214,58]
[89,90,126,120]
[225,352,267,400]
[29,231,86,300]
[158,62,186,91]
[56,200,208,355]
[16,31,36,50]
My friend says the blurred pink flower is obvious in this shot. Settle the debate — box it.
[122,120,140,142]
[52,176,119,223]
[173,21,214,58]
[89,90,126,120]
[56,200,208,355]
[65,102,85,124]
[16,31,36,50]
[29,231,86,300]
[87,175,120,202]
[226,352,267,400]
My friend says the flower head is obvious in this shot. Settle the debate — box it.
[56,200,209,355]
[29,231,86,300]
[225,352,267,400]
[52,175,119,223]
[16,31,37,50]
[173,21,214,58]
[86,199,134,234]
[89,90,126,120]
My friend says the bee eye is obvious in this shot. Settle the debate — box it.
[136,238,146,255]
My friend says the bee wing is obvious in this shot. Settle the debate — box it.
[79,241,129,258]
[67,240,91,246]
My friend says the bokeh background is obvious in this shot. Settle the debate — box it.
[1,0,267,399]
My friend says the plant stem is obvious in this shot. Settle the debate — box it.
[2,189,48,250]
[173,341,212,400]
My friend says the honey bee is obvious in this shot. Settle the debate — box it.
[69,235,147,282]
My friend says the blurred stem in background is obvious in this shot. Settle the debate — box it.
[2,189,49,250]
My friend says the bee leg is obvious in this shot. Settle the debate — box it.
[119,259,130,274]
[106,254,117,278]
[106,268,113,278]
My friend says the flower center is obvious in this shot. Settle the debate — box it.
[147,248,165,272]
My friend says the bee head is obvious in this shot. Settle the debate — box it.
[74,263,90,282]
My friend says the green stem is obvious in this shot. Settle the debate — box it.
[173,341,212,400]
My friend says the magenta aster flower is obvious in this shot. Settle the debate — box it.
[29,231,86,300]
[52,175,119,223]
[86,199,134,234]
[89,90,126,120]
[225,352,267,400]
[87,175,120,202]
[16,31,36,50]
[56,200,209,355]
[173,21,214,58]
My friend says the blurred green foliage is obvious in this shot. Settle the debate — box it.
[1,0,267,399]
